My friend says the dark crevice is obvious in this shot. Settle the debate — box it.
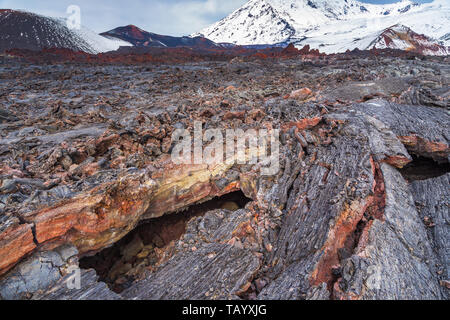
[330,160,386,300]
[14,213,39,246]
[79,190,251,293]
[236,274,265,300]
[330,217,369,299]
[338,218,368,262]
[30,223,39,246]
[399,155,450,181]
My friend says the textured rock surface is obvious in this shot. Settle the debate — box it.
[258,112,390,299]
[34,269,121,300]
[334,164,444,300]
[0,218,36,275]
[0,245,78,299]
[122,243,260,300]
[409,174,450,297]
[354,99,450,163]
[0,53,449,300]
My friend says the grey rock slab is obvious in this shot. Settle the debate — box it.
[336,164,444,300]
[121,243,260,300]
[353,99,450,162]
[34,269,121,300]
[409,173,450,297]
[0,251,63,299]
[0,245,80,300]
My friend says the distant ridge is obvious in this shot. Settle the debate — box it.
[101,25,221,49]
[0,9,131,53]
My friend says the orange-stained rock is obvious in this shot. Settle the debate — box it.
[310,158,387,292]
[223,111,246,120]
[310,198,370,288]
[0,221,36,276]
[232,221,255,239]
[23,172,157,255]
[289,87,313,101]
[143,162,240,219]
[281,43,300,56]
[0,160,240,268]
[281,117,322,132]
[381,155,412,168]
[224,85,236,92]
[398,135,449,161]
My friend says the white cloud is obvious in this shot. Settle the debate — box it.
[0,0,248,35]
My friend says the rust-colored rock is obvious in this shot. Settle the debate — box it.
[282,117,322,132]
[223,111,246,121]
[310,198,370,288]
[399,135,450,162]
[288,87,313,101]
[24,172,156,254]
[0,222,36,276]
[381,155,412,168]
[144,162,239,219]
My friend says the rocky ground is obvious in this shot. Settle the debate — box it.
[0,51,448,300]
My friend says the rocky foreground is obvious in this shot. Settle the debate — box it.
[0,51,448,300]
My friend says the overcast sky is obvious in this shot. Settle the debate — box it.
[0,0,434,36]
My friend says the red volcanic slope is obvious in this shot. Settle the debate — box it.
[126,25,147,41]
[100,25,221,49]
[368,24,449,56]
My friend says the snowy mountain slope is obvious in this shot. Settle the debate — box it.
[192,0,295,45]
[0,10,131,54]
[195,0,450,54]
[70,23,132,53]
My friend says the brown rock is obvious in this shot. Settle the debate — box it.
[224,85,236,92]
[221,201,240,211]
[282,117,322,132]
[121,235,144,262]
[289,88,313,101]
[223,111,245,120]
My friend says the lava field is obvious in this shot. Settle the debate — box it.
[0,50,449,300]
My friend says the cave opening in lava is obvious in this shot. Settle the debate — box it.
[79,190,252,292]
[399,155,450,181]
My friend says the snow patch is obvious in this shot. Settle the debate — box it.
[195,0,449,55]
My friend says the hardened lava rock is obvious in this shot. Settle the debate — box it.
[0,52,449,300]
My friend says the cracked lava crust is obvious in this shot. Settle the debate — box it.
[0,50,449,300]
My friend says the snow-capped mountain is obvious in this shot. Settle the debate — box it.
[0,9,131,54]
[194,0,450,55]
